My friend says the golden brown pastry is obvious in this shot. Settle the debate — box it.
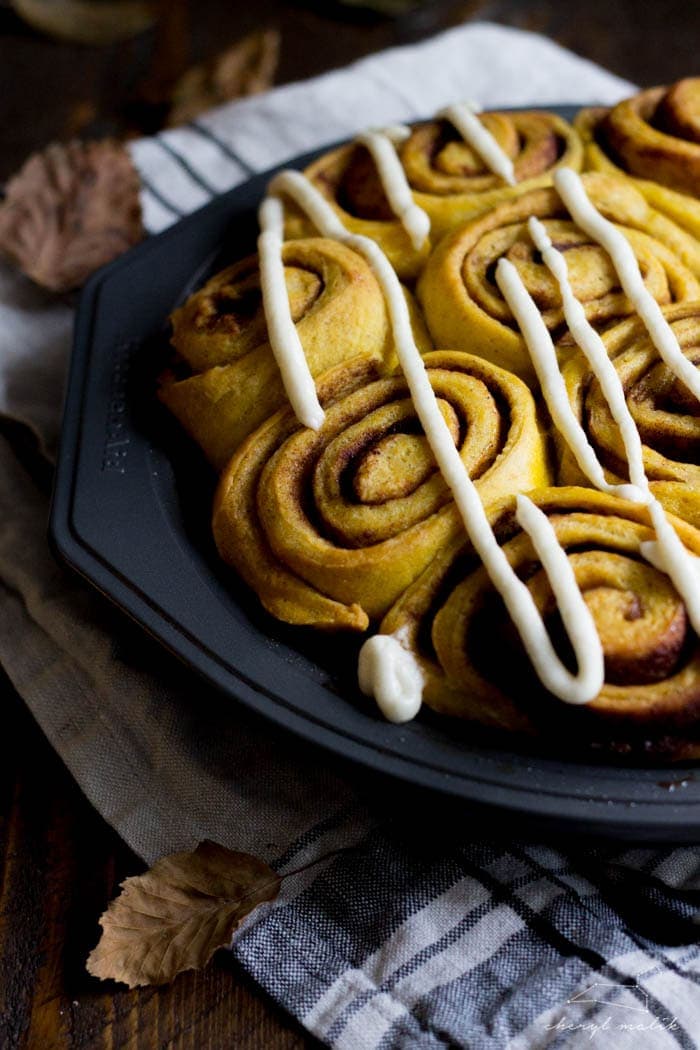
[159,93,700,760]
[417,173,700,384]
[284,111,582,280]
[401,109,582,238]
[159,237,424,470]
[557,301,700,499]
[380,486,700,758]
[577,81,700,241]
[212,351,549,631]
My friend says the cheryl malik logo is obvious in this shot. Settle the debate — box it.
[542,982,680,1040]
[568,983,650,1012]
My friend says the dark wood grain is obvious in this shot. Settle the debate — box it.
[1,0,700,180]
[0,673,316,1050]
[0,0,467,179]
[470,0,700,90]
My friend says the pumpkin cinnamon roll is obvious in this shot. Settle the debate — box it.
[417,173,700,384]
[380,486,700,758]
[402,109,582,239]
[286,111,581,279]
[577,81,700,241]
[212,351,549,631]
[159,237,420,470]
[558,302,700,500]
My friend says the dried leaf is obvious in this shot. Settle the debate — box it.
[167,29,280,127]
[86,840,280,988]
[0,139,144,293]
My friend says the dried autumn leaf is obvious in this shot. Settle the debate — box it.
[86,840,281,988]
[167,28,280,127]
[0,139,144,293]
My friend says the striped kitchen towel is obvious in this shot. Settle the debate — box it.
[1,21,699,1050]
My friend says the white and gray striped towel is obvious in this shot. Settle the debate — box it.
[1,22,699,1049]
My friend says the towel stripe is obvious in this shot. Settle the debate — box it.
[155,136,219,197]
[451,854,694,1050]
[189,120,257,175]
[139,174,185,218]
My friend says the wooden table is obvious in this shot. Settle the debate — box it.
[2,2,699,1047]
[2,0,700,181]
[0,675,314,1049]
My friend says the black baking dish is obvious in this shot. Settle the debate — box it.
[50,109,700,841]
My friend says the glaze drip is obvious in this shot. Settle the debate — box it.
[439,102,517,186]
[257,195,325,430]
[355,126,431,249]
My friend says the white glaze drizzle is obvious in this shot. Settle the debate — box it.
[438,101,517,186]
[498,206,700,636]
[495,244,645,504]
[268,170,352,241]
[526,217,649,497]
[513,494,604,703]
[358,627,424,723]
[265,169,604,708]
[641,501,700,634]
[554,167,700,402]
[355,126,430,250]
[257,194,325,430]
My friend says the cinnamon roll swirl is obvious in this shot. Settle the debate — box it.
[402,109,582,238]
[159,237,423,470]
[212,351,549,630]
[380,486,700,758]
[286,111,582,279]
[417,173,700,384]
[558,301,700,497]
[577,80,700,242]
